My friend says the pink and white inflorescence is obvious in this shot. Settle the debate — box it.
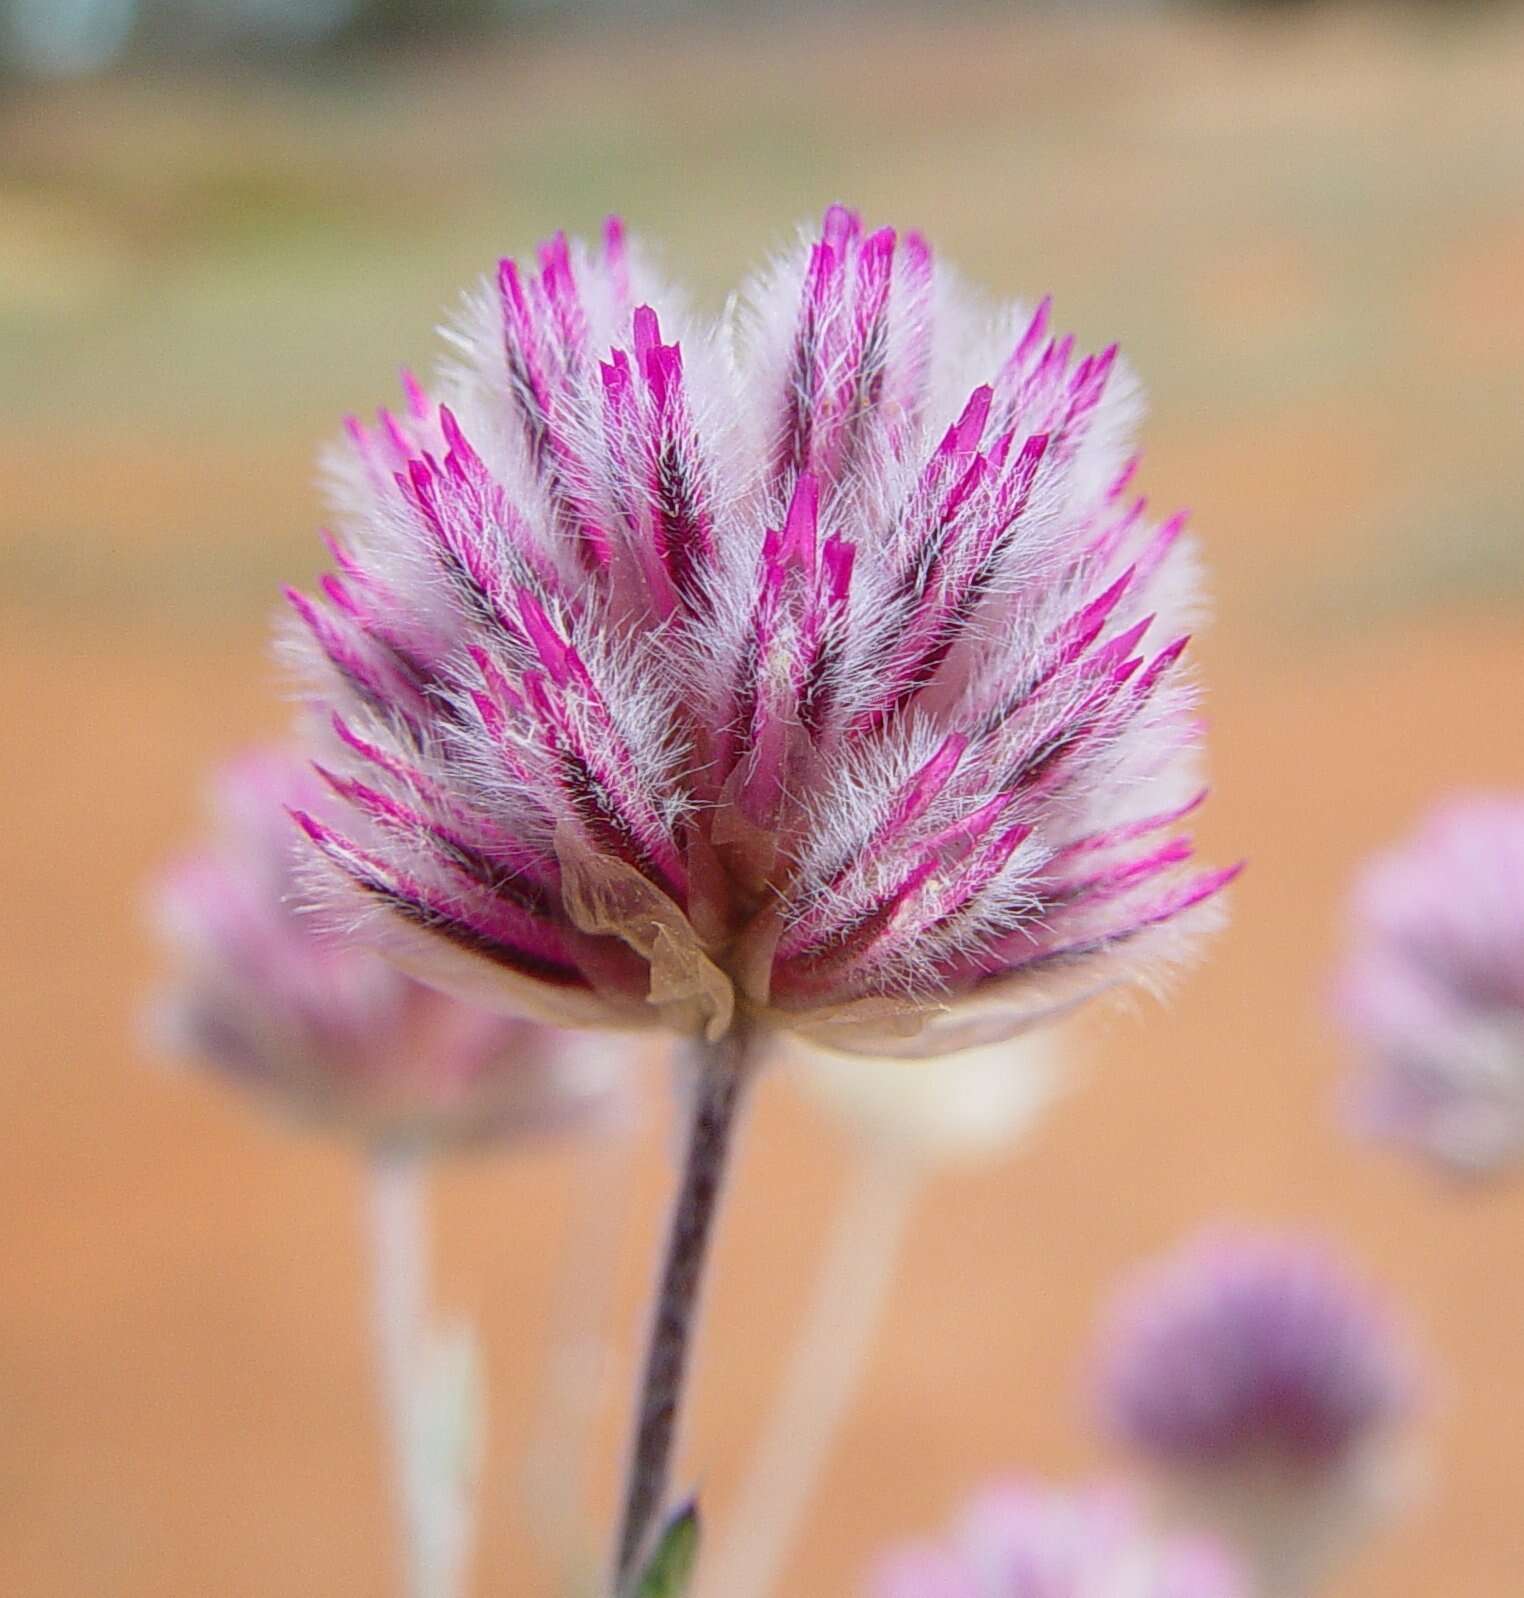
[150,747,622,1147]
[1093,1228,1415,1472]
[284,205,1233,1057]
[1335,794,1524,1177]
[869,1481,1246,1598]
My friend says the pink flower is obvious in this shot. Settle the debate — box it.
[1335,794,1524,1177]
[149,746,623,1147]
[1092,1229,1419,1596]
[283,205,1233,1057]
[1094,1229,1414,1470]
[869,1481,1246,1598]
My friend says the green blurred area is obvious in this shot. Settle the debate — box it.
[3,5,1522,638]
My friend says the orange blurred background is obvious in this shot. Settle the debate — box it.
[4,4,1524,1595]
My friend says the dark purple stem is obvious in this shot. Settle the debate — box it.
[614,1027,754,1590]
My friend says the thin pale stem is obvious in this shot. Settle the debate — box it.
[519,1126,637,1590]
[366,1149,431,1598]
[613,1028,755,1591]
[707,1139,920,1598]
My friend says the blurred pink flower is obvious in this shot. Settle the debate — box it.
[282,204,1232,1058]
[1092,1228,1419,1596]
[149,746,624,1148]
[1336,794,1524,1177]
[870,1480,1246,1598]
[1094,1228,1414,1469]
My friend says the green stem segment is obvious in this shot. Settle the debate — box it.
[614,1028,754,1590]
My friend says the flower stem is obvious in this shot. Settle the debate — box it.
[614,1028,754,1590]
[708,1139,919,1598]
[366,1149,431,1598]
[520,1127,636,1591]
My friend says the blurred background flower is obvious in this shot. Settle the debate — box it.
[148,745,625,1147]
[147,743,634,1598]
[1335,794,1524,1179]
[1092,1227,1421,1596]
[869,1479,1247,1598]
[788,1032,1066,1162]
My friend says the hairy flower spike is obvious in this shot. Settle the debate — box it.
[1094,1229,1415,1470]
[1093,1228,1420,1598]
[148,748,624,1147]
[869,1480,1246,1598]
[1335,794,1524,1177]
[285,206,1232,1054]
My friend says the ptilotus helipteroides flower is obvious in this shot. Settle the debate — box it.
[149,746,624,1148]
[152,747,631,1598]
[1095,1229,1416,1470]
[870,1480,1247,1598]
[1336,794,1524,1178]
[282,205,1235,1060]
[1092,1229,1419,1598]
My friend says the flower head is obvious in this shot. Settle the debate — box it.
[1094,1228,1414,1471]
[284,206,1232,1057]
[149,746,623,1148]
[1092,1229,1419,1597]
[788,1030,1065,1161]
[1335,794,1524,1177]
[870,1480,1246,1598]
